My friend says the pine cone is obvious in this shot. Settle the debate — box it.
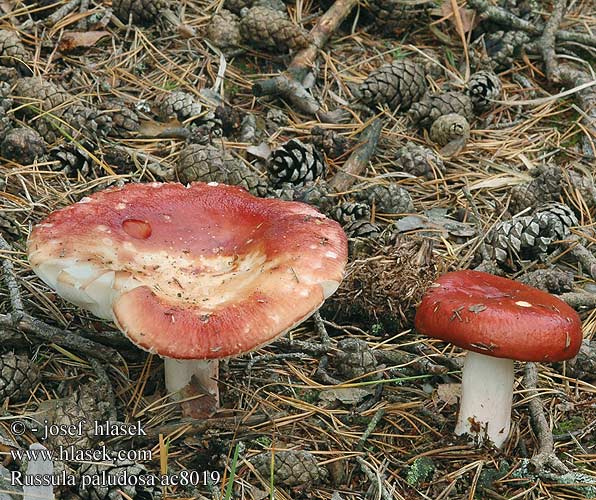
[215,104,245,136]
[484,30,531,70]
[101,100,140,138]
[466,70,502,113]
[0,352,40,402]
[35,385,110,449]
[157,91,202,122]
[49,143,92,177]
[517,268,574,294]
[112,0,167,24]
[62,103,112,141]
[334,339,378,380]
[12,77,69,117]
[568,170,596,208]
[177,143,268,196]
[250,450,327,487]
[207,9,242,48]
[272,180,335,215]
[357,184,413,214]
[0,31,29,71]
[510,164,562,214]
[408,91,474,129]
[359,60,427,112]
[240,6,312,52]
[268,139,326,188]
[225,0,253,12]
[1,127,46,163]
[394,142,445,179]
[367,0,432,29]
[0,211,21,239]
[226,0,285,13]
[430,113,470,146]
[560,340,596,382]
[0,97,13,138]
[485,203,578,268]
[310,126,354,159]
[344,219,382,239]
[78,460,158,500]
[333,202,371,225]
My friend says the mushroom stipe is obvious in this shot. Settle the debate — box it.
[27,181,348,417]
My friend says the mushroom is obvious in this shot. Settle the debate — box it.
[27,182,348,416]
[415,270,582,448]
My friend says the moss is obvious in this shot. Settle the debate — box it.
[555,415,585,433]
[406,457,435,486]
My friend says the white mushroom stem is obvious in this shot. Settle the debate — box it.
[164,359,220,407]
[454,351,514,448]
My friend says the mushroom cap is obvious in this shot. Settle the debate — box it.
[414,270,582,362]
[28,182,348,360]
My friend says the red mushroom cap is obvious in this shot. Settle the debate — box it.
[28,182,348,360]
[415,270,582,362]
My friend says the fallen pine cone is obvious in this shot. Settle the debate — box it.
[240,6,312,52]
[408,91,474,129]
[250,450,327,487]
[112,0,169,25]
[177,143,268,196]
[0,352,40,402]
[466,70,502,113]
[268,139,326,188]
[359,60,427,112]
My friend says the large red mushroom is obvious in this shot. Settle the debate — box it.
[27,182,348,415]
[415,270,582,448]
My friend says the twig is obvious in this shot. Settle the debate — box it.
[44,0,81,26]
[563,239,596,279]
[288,0,359,83]
[356,408,385,451]
[355,456,393,500]
[468,0,596,47]
[251,0,358,117]
[329,118,383,192]
[373,349,449,376]
[245,352,310,371]
[523,362,569,474]
[540,0,567,83]
[313,311,331,346]
[136,413,271,442]
[0,312,122,364]
[558,65,596,160]
[0,234,24,315]
[89,358,118,421]
[253,75,320,116]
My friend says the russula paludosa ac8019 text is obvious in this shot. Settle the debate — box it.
[27,182,348,416]
[415,270,582,448]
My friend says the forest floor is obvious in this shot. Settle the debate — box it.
[1,0,596,499]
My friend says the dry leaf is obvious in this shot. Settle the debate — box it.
[435,383,460,405]
[58,31,110,53]
[440,1,477,34]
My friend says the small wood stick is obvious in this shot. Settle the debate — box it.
[329,118,383,192]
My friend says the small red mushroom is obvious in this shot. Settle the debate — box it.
[28,182,348,416]
[415,270,582,447]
